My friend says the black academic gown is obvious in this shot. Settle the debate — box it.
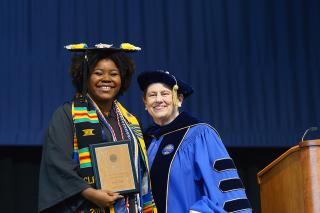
[38,102,128,212]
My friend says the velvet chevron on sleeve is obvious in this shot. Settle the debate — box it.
[146,112,252,213]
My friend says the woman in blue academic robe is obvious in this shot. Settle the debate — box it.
[137,70,252,213]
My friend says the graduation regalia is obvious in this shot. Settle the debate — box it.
[145,112,252,213]
[38,99,156,213]
[39,42,156,213]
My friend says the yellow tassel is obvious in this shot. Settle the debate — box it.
[172,84,179,107]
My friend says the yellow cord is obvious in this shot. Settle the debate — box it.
[172,84,179,107]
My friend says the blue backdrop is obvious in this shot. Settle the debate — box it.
[1,0,319,147]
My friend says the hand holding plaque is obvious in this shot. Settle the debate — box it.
[90,140,139,195]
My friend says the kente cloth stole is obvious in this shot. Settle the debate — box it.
[150,127,191,213]
[72,98,112,213]
[116,102,157,213]
[72,98,157,213]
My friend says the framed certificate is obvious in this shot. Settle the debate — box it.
[89,140,139,195]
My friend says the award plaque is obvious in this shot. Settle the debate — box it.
[89,140,139,194]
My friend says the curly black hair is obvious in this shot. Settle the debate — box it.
[69,51,135,96]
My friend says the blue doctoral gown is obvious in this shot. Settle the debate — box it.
[146,112,252,213]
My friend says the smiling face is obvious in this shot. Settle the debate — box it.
[87,58,121,107]
[143,83,183,126]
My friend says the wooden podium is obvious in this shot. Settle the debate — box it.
[257,139,320,213]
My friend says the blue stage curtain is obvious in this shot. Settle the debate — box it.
[0,0,319,146]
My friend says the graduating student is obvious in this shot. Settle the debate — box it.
[38,43,157,213]
[137,70,252,213]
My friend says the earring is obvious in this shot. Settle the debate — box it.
[145,107,147,110]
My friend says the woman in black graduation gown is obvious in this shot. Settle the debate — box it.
[38,43,156,213]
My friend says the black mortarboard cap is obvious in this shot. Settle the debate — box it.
[137,70,194,98]
[65,43,141,101]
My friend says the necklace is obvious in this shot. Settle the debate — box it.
[114,100,132,141]
[87,95,125,141]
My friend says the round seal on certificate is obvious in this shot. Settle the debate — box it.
[110,154,118,162]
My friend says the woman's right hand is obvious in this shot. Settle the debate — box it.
[81,188,123,208]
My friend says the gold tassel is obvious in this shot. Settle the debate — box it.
[172,84,179,107]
